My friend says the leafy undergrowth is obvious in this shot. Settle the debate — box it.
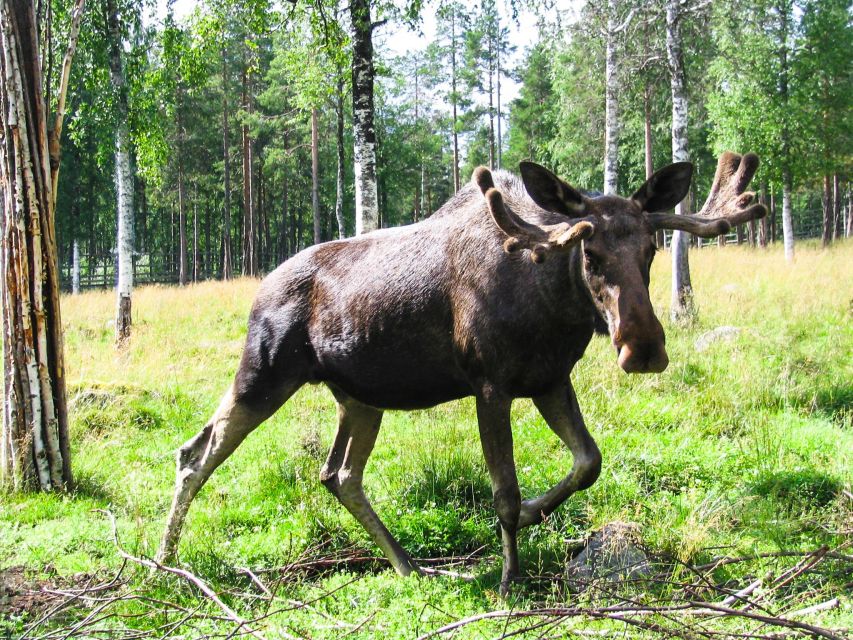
[2,241,851,638]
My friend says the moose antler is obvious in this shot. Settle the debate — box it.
[647,152,767,238]
[472,167,593,263]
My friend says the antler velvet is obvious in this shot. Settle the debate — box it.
[473,166,593,263]
[647,152,767,238]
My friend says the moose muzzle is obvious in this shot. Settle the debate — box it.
[617,340,669,373]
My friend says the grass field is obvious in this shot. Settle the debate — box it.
[2,241,852,639]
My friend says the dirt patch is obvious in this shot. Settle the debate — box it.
[0,566,92,619]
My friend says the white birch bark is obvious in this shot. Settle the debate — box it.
[108,0,134,341]
[72,239,80,294]
[1,0,73,491]
[603,0,619,195]
[782,171,794,261]
[351,0,379,235]
[335,76,346,239]
[666,0,694,322]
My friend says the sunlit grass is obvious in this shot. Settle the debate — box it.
[2,239,851,637]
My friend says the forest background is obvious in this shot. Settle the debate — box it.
[54,0,851,292]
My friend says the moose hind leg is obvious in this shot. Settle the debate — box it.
[157,382,298,563]
[320,394,420,576]
[517,381,601,529]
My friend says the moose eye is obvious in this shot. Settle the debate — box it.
[584,251,602,273]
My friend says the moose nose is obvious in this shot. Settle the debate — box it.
[618,342,669,374]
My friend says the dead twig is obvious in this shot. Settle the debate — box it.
[94,509,280,640]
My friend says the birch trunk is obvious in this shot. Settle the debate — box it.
[71,240,80,293]
[782,169,794,261]
[666,0,694,323]
[177,157,188,284]
[759,182,769,247]
[821,174,832,247]
[108,0,134,343]
[496,31,502,170]
[487,29,495,170]
[350,0,379,235]
[603,0,619,195]
[221,43,233,280]
[240,66,256,276]
[177,84,187,285]
[335,76,346,239]
[450,9,460,193]
[778,1,794,262]
[1,0,74,491]
[311,107,321,244]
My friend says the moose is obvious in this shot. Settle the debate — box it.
[157,151,766,595]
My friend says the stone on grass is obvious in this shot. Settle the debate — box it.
[566,521,651,581]
[695,326,742,352]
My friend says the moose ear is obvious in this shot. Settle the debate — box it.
[519,162,586,216]
[631,162,693,212]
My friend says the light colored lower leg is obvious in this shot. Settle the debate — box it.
[321,399,420,577]
[157,387,269,562]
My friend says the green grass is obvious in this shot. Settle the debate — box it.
[2,241,852,638]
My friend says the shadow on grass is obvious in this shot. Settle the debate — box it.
[749,469,841,510]
[71,470,120,504]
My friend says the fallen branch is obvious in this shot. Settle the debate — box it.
[94,509,278,640]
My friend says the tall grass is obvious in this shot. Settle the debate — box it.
[2,240,851,638]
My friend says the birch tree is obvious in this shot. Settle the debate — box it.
[665,0,695,321]
[1,0,85,491]
[350,0,379,234]
[106,0,135,342]
[601,0,636,194]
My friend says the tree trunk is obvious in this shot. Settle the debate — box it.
[335,76,346,239]
[176,82,188,285]
[603,0,619,195]
[821,173,832,246]
[281,168,289,260]
[846,184,852,238]
[450,8,460,193]
[221,43,233,280]
[311,107,321,244]
[241,65,256,276]
[832,173,841,240]
[1,0,74,491]
[487,29,495,170]
[192,184,199,282]
[782,169,794,262]
[350,0,379,235]
[108,0,134,343]
[666,0,693,322]
[71,240,80,293]
[177,157,188,285]
[778,2,794,262]
[496,29,502,170]
[770,185,777,243]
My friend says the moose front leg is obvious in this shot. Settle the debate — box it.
[476,391,521,597]
[518,381,601,529]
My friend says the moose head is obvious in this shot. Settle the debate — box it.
[475,152,766,375]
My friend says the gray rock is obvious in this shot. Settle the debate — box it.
[695,326,742,352]
[566,521,651,581]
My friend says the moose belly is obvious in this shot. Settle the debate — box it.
[311,330,471,410]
